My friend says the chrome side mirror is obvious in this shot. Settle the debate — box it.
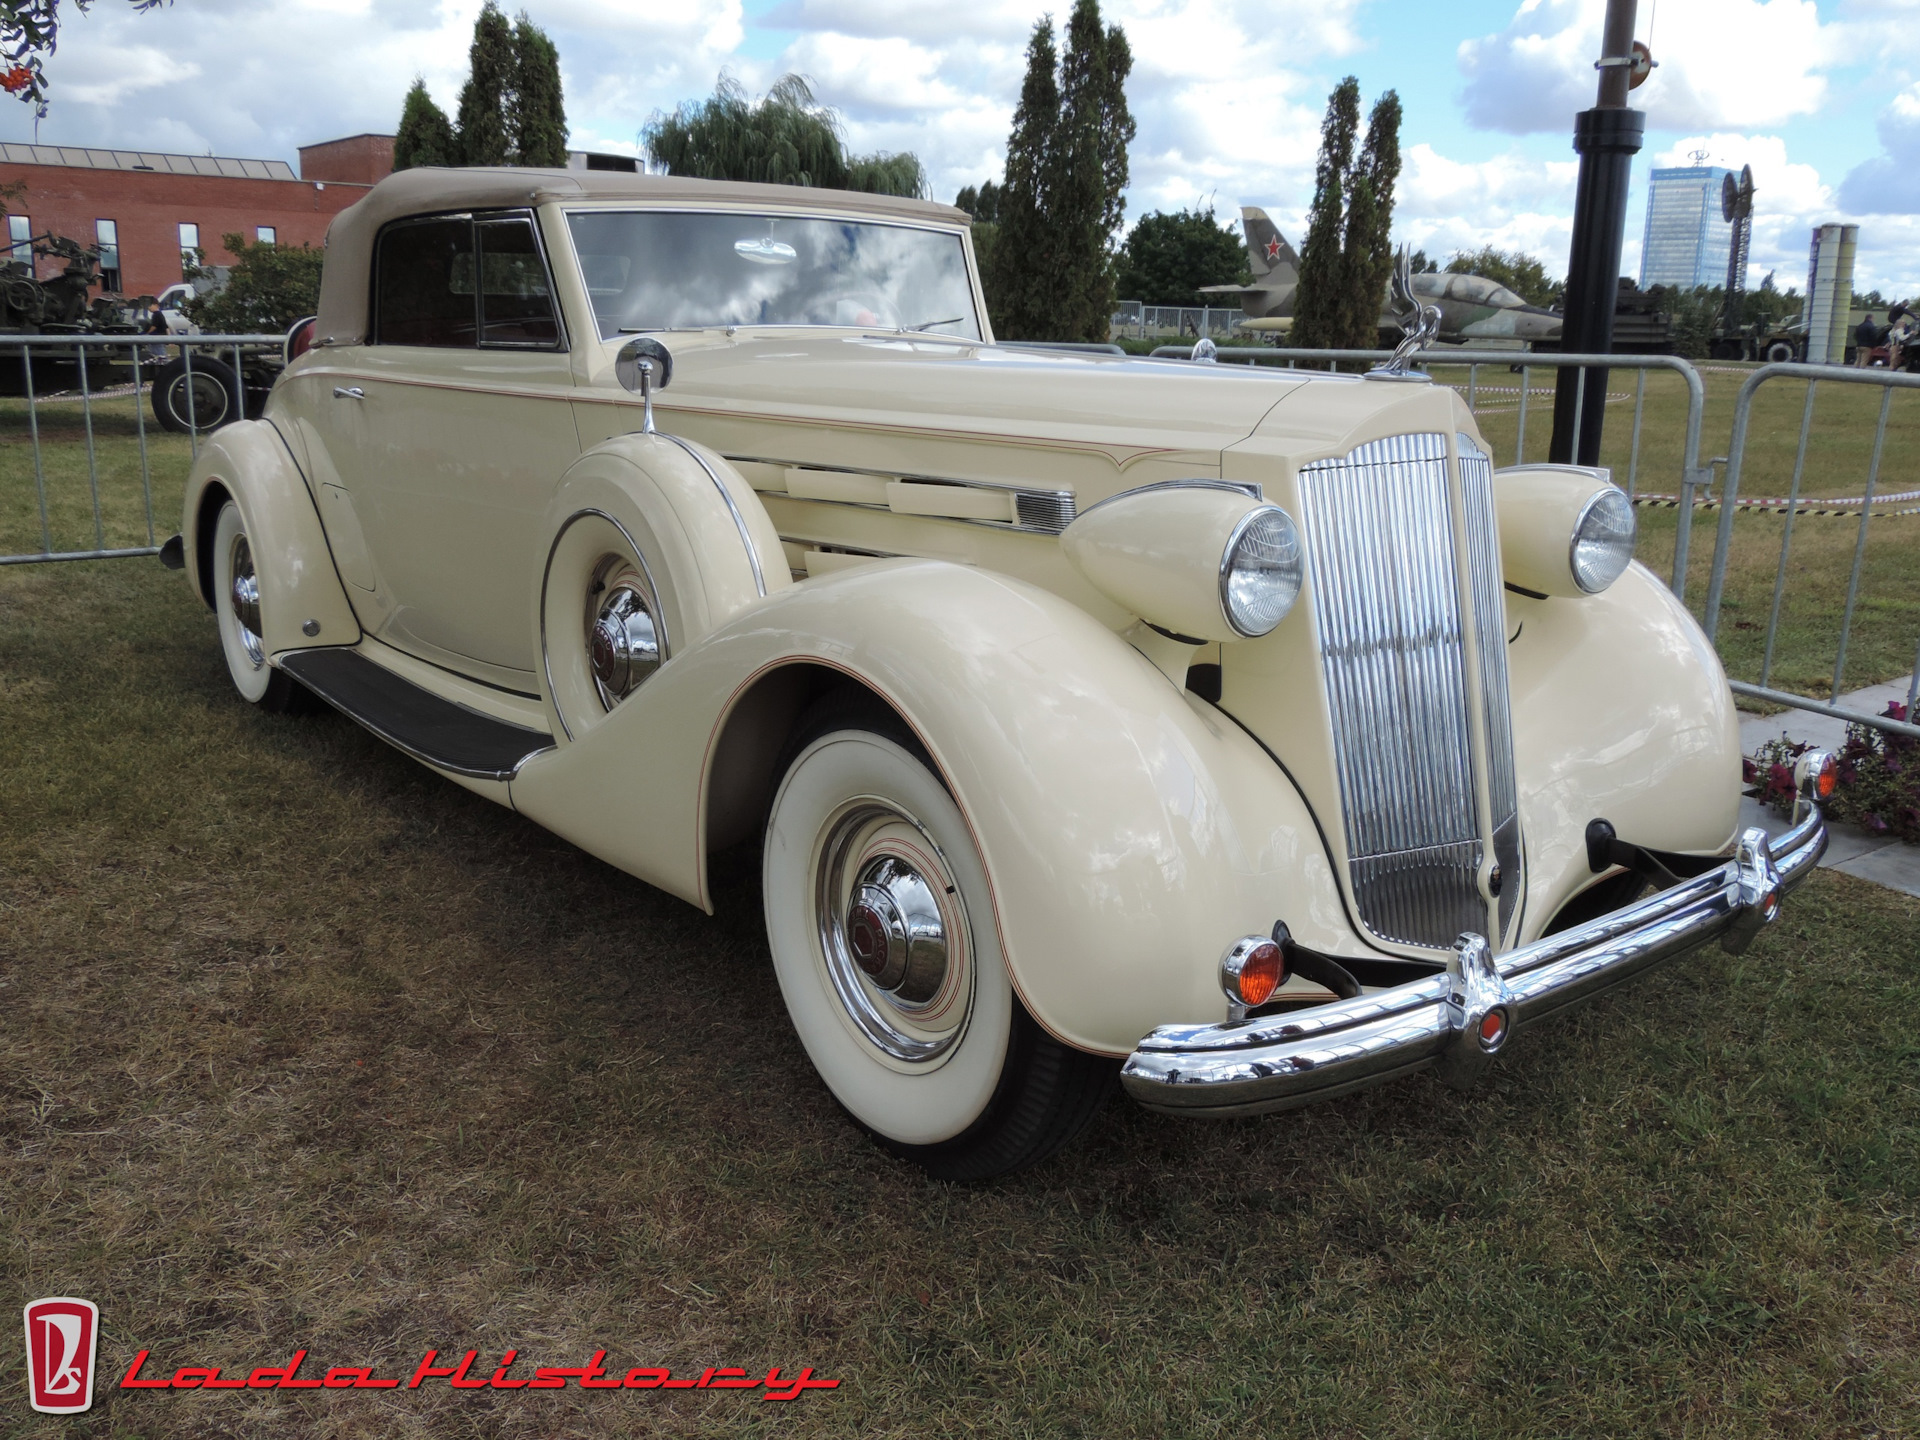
[615,337,674,433]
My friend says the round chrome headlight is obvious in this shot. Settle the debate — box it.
[1569,487,1636,594]
[1220,506,1304,637]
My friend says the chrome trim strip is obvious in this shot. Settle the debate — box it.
[725,452,1080,535]
[659,434,767,597]
[1069,477,1263,523]
[1119,812,1827,1117]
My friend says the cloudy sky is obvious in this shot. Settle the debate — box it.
[5,0,1917,295]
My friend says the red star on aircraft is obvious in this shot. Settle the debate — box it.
[1264,237,1282,261]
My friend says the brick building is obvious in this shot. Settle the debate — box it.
[0,133,394,298]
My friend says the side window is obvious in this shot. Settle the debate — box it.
[476,216,560,346]
[375,217,478,347]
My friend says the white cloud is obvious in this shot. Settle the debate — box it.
[1839,82,1920,214]
[1,0,1908,295]
[1458,0,1837,135]
[58,45,196,107]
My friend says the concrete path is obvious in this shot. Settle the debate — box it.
[1736,675,1920,899]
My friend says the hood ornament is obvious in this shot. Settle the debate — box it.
[1368,247,1439,382]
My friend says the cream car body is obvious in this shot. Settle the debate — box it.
[177,168,1827,1177]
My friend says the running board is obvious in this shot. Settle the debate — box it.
[279,648,554,781]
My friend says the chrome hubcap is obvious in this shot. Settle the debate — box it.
[846,856,948,1004]
[588,581,659,709]
[816,800,971,1063]
[227,533,264,669]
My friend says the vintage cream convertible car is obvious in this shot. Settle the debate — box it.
[173,168,1831,1179]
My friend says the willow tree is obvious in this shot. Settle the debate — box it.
[646,74,925,197]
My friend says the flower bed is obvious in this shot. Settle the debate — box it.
[1747,702,1920,842]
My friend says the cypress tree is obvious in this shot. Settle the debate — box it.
[1053,0,1133,342]
[455,1,515,166]
[510,12,567,167]
[1291,76,1359,350]
[1337,90,1401,349]
[393,78,456,171]
[984,18,1060,339]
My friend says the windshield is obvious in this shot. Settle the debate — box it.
[566,210,982,340]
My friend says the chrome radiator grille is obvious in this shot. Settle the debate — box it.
[1297,432,1516,949]
[1457,433,1521,935]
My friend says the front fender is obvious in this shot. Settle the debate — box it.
[509,560,1352,1056]
[181,419,361,657]
[1509,561,1744,935]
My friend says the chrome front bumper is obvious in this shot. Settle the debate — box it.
[1121,811,1827,1117]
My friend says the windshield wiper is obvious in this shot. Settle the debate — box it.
[907,317,965,332]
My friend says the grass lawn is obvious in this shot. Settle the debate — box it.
[4,558,1919,1438]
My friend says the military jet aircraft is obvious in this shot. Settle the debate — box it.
[1198,206,1564,347]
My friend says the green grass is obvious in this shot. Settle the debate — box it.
[4,559,1920,1437]
[0,391,192,558]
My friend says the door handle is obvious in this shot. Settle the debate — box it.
[333,386,365,400]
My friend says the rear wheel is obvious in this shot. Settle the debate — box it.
[1765,340,1796,364]
[151,355,241,433]
[762,695,1112,1180]
[210,501,316,714]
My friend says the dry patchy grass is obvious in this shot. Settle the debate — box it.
[3,560,1919,1438]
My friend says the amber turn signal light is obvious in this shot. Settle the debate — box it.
[1220,936,1286,1009]
[1795,749,1837,804]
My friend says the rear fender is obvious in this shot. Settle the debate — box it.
[509,559,1351,1056]
[181,419,361,657]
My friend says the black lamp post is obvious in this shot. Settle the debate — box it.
[1548,0,1644,465]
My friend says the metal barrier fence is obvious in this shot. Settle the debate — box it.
[1112,303,1249,340]
[1,331,283,566]
[1156,343,1918,742]
[1150,345,1715,594]
[1701,362,1920,741]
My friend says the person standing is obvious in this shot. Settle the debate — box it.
[1854,312,1880,367]
[1888,304,1914,372]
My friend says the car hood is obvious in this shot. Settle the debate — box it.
[633,331,1316,486]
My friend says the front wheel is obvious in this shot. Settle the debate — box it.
[210,501,316,714]
[762,696,1112,1180]
[1765,340,1797,364]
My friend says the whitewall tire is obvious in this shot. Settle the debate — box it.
[763,693,1112,1179]
[210,500,314,715]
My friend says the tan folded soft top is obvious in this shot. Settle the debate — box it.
[314,166,971,346]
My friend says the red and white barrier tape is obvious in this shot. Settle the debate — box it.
[1631,487,1920,518]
